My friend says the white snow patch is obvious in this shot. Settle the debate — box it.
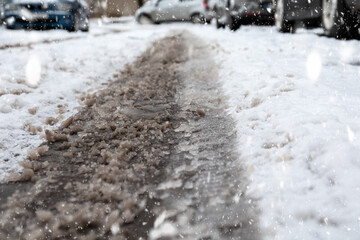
[187,24,360,239]
[150,222,178,239]
[25,55,42,88]
[306,51,322,83]
[157,179,182,190]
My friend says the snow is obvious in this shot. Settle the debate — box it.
[1,17,360,239]
[0,19,169,182]
[188,25,360,239]
[150,211,178,239]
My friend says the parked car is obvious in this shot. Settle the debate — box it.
[3,0,89,31]
[135,0,212,24]
[212,0,274,31]
[274,0,360,38]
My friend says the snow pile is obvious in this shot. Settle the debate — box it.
[189,25,360,239]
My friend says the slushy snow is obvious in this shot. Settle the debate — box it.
[1,18,360,239]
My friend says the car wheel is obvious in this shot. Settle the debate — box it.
[216,20,225,28]
[275,0,293,32]
[215,8,225,28]
[228,16,241,31]
[68,13,79,32]
[81,25,89,32]
[138,14,153,24]
[80,16,89,32]
[191,13,205,24]
[322,0,358,38]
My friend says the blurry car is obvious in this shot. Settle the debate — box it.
[212,0,274,30]
[3,0,89,31]
[135,0,212,24]
[274,0,360,38]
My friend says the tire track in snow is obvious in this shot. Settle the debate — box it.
[0,31,260,240]
[148,32,261,240]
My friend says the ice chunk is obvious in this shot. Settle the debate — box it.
[157,180,182,190]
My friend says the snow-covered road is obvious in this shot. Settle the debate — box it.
[0,19,169,179]
[1,18,360,239]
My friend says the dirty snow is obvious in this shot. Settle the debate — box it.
[1,17,360,239]
[0,20,168,181]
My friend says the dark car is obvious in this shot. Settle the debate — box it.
[212,0,274,30]
[3,0,89,31]
[274,0,360,38]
